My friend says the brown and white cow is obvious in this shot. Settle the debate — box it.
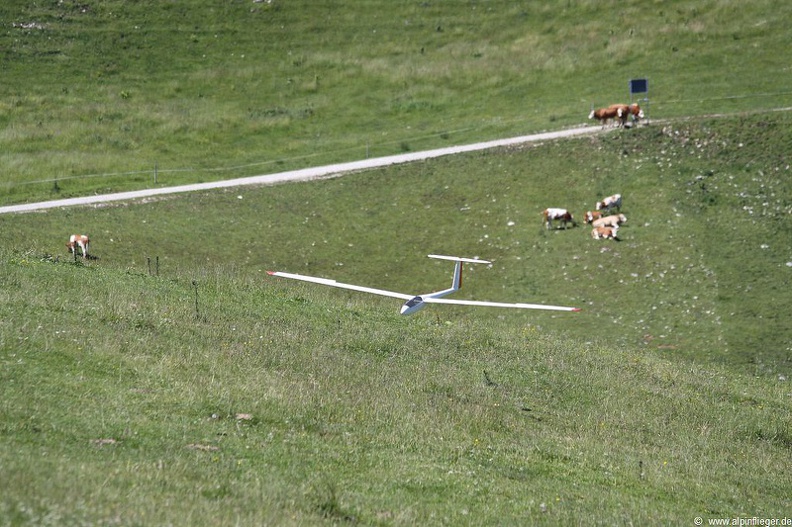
[591,225,619,240]
[584,210,603,224]
[595,193,622,213]
[588,106,620,127]
[625,103,644,122]
[66,234,90,259]
[542,208,576,230]
[607,104,631,127]
[591,214,626,228]
[608,103,644,127]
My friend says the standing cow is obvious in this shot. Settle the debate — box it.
[622,103,644,123]
[607,103,645,127]
[591,214,627,228]
[542,208,576,230]
[66,234,90,259]
[584,211,603,224]
[606,104,630,128]
[588,107,620,128]
[595,194,622,213]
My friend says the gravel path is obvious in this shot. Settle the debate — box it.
[0,125,602,215]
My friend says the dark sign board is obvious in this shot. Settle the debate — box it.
[630,78,648,94]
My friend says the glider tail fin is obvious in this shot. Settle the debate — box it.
[426,254,491,296]
[453,260,463,292]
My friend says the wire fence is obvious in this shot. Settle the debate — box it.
[6,90,792,194]
[4,122,489,192]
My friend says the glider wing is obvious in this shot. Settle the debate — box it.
[267,271,414,300]
[421,297,580,312]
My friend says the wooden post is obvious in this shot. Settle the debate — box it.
[192,280,200,319]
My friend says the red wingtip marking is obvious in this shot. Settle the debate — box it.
[266,271,276,275]
[572,308,582,312]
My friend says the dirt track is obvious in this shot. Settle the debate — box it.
[0,125,603,215]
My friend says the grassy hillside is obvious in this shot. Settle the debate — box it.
[2,245,790,525]
[3,111,790,375]
[2,0,792,523]
[1,110,791,523]
[2,0,792,203]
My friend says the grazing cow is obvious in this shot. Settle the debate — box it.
[66,234,90,259]
[542,208,576,230]
[607,104,631,127]
[591,225,619,240]
[595,193,622,213]
[588,106,620,127]
[606,103,643,127]
[626,102,644,122]
[584,210,603,224]
[592,214,627,228]
[607,103,645,127]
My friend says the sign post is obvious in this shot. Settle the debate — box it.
[629,78,649,122]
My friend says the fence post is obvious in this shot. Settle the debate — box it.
[192,280,200,319]
[154,162,158,185]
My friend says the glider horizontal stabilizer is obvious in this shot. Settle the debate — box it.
[427,254,491,264]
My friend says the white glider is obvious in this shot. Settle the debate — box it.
[267,254,581,315]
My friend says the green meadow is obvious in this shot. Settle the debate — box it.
[2,0,792,203]
[2,112,791,525]
[2,0,792,525]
